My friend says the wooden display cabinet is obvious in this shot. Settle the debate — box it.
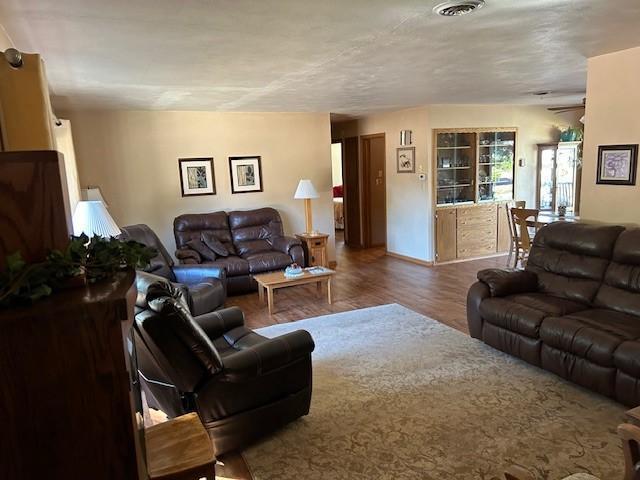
[433,128,517,263]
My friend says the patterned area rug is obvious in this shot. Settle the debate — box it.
[244,304,625,480]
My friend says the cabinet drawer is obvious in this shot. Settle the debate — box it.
[457,241,497,258]
[457,224,495,242]
[457,205,496,227]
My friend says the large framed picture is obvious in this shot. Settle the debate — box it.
[229,156,263,193]
[597,144,638,186]
[397,147,416,173]
[178,158,215,196]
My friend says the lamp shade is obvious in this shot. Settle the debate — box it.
[72,201,121,238]
[294,179,319,199]
[81,186,108,206]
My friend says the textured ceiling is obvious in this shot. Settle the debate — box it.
[1,0,640,116]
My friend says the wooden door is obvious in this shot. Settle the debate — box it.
[343,136,362,247]
[435,208,457,262]
[362,134,386,248]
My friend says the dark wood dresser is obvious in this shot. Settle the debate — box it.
[0,270,148,479]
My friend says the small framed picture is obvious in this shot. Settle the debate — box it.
[179,158,215,196]
[397,147,416,173]
[229,156,263,193]
[597,144,638,185]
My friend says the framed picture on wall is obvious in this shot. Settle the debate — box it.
[178,158,216,196]
[397,147,415,173]
[229,156,263,193]
[596,144,638,185]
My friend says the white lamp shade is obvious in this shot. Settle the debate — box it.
[72,201,121,238]
[81,187,108,206]
[294,179,319,199]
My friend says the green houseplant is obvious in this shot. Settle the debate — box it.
[0,235,156,307]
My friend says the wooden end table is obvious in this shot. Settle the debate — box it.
[254,268,335,314]
[296,232,329,267]
[145,412,215,480]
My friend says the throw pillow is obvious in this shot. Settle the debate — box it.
[201,232,230,257]
[186,238,217,262]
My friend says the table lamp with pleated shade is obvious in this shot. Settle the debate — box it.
[72,200,121,238]
[294,179,319,234]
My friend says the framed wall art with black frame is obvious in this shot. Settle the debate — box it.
[179,158,216,196]
[229,156,263,193]
[596,144,638,186]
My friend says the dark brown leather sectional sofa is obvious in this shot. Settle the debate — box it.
[174,208,305,295]
[468,222,640,406]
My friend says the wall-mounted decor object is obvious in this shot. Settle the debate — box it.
[596,144,638,186]
[229,156,263,193]
[400,130,413,146]
[397,147,416,173]
[179,158,215,196]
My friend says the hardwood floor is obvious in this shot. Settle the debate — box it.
[227,231,505,334]
[217,233,506,479]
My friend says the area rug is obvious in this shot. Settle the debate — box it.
[244,304,625,480]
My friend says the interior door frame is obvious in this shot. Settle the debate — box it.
[360,133,386,248]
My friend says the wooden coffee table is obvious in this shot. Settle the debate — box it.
[253,268,335,314]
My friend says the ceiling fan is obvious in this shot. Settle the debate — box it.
[547,98,586,114]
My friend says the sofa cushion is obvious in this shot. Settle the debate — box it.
[174,212,237,255]
[480,293,585,338]
[594,228,640,318]
[229,208,285,256]
[245,252,293,274]
[540,309,640,367]
[201,232,230,257]
[186,238,217,261]
[526,223,625,304]
[614,341,640,377]
[209,256,250,277]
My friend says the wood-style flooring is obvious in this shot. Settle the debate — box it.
[227,232,505,334]
[216,233,506,479]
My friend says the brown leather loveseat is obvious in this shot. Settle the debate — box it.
[173,208,305,295]
[467,222,640,406]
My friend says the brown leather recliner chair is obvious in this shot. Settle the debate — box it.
[467,222,640,406]
[133,281,315,455]
[120,224,226,315]
[173,208,305,295]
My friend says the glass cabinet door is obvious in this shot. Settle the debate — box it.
[436,132,476,206]
[477,131,515,202]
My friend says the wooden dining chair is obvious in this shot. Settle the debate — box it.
[505,201,527,267]
[510,207,539,268]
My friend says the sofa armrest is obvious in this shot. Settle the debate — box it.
[172,264,227,285]
[134,271,190,310]
[467,281,491,339]
[271,235,302,256]
[193,307,245,339]
[221,330,315,381]
[476,268,538,297]
[175,247,201,264]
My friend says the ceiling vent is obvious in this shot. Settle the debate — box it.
[433,0,485,16]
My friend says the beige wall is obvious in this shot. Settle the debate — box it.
[337,105,579,261]
[340,107,431,261]
[581,46,640,225]
[54,119,81,212]
[65,111,336,260]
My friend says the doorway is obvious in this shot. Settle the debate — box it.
[361,133,386,248]
[331,142,344,244]
[536,142,582,214]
